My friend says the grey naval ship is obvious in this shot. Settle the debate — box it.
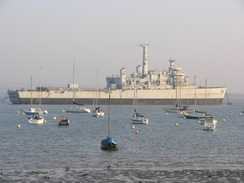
[8,44,226,105]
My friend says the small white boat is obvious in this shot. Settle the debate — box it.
[92,107,105,117]
[40,108,48,114]
[28,113,44,124]
[65,105,91,113]
[203,118,217,131]
[24,107,48,115]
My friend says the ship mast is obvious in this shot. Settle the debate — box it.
[30,77,33,107]
[107,91,111,137]
[38,67,42,108]
[194,76,196,110]
[72,60,75,103]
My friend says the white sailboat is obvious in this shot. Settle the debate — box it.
[28,67,46,124]
[24,77,48,115]
[183,79,215,120]
[64,61,91,113]
[92,70,105,117]
[226,91,235,105]
[130,81,148,124]
[164,73,194,113]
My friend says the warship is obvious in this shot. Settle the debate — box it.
[8,44,226,105]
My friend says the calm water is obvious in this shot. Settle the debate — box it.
[0,101,244,182]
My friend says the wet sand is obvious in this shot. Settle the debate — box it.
[1,168,244,183]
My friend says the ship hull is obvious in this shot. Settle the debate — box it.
[8,87,226,105]
[14,98,224,105]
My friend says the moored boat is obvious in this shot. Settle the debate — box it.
[22,76,48,115]
[184,113,214,119]
[130,84,149,124]
[58,116,69,127]
[101,91,118,150]
[164,106,195,113]
[92,107,105,117]
[25,107,41,115]
[203,118,217,131]
[64,61,91,113]
[24,107,48,115]
[101,137,118,150]
[65,104,91,113]
[130,109,148,124]
[92,70,105,117]
[28,113,44,124]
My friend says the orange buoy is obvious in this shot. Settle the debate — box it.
[135,130,139,134]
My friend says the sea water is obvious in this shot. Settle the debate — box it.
[0,101,243,182]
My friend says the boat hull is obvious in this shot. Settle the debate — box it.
[28,118,44,124]
[184,114,214,119]
[58,122,69,127]
[65,110,90,113]
[101,143,118,150]
[203,119,217,131]
[101,137,118,150]
[8,87,226,105]
[130,120,148,124]
[64,106,91,113]
[130,118,149,124]
[164,108,195,113]
[25,111,39,115]
[92,112,105,117]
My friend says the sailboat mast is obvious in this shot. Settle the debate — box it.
[108,91,111,137]
[30,76,33,107]
[72,60,75,103]
[175,76,178,107]
[132,78,136,110]
[39,67,42,108]
[205,79,207,106]
[94,70,99,107]
[194,76,196,109]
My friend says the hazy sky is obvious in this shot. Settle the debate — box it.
[1,0,244,94]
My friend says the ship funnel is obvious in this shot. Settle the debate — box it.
[120,67,126,88]
[139,44,149,76]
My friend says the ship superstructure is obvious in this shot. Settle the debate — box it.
[8,44,226,105]
[106,44,189,90]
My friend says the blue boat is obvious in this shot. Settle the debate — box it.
[25,107,40,115]
[101,137,118,150]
